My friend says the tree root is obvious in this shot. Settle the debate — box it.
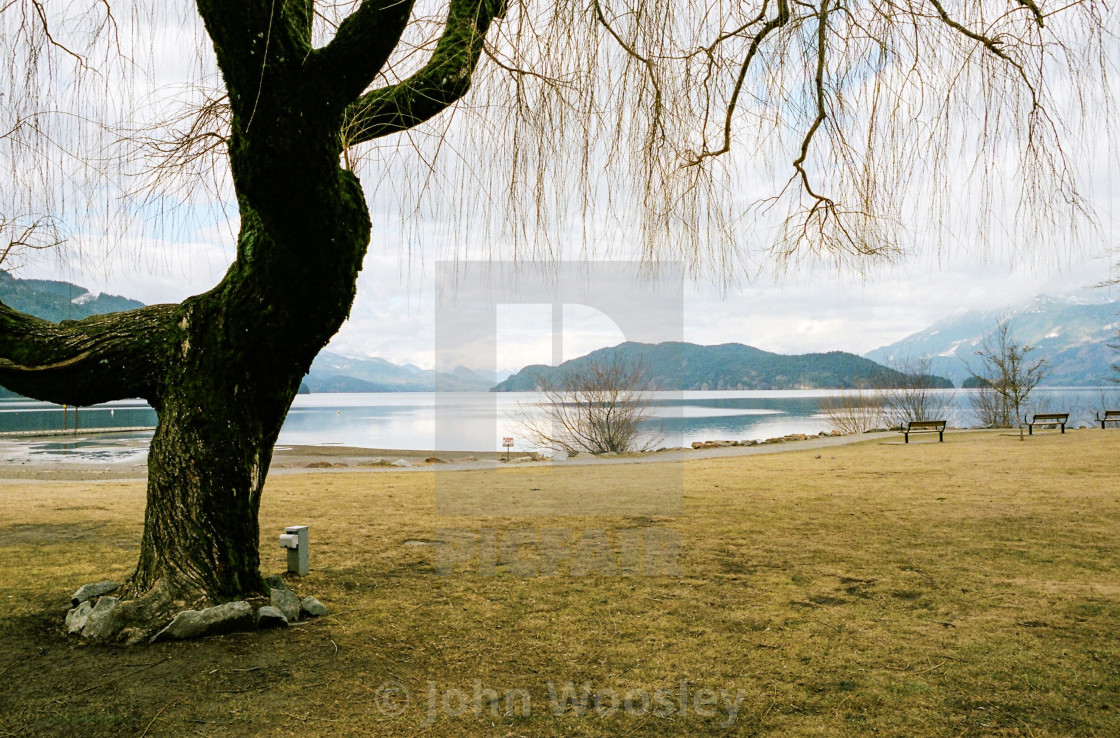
[65,576,323,644]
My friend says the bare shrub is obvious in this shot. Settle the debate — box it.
[819,390,886,435]
[969,381,1015,429]
[878,357,952,428]
[513,356,659,455]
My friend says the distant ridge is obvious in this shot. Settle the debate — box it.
[0,270,144,322]
[492,341,952,391]
[304,351,496,392]
[0,272,499,395]
[0,271,147,399]
[865,293,1119,386]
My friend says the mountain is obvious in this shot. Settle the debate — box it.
[0,270,144,322]
[304,351,495,392]
[491,341,952,391]
[0,271,494,396]
[864,293,1120,386]
[0,271,149,398]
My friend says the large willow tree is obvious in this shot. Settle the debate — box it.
[0,1,1109,635]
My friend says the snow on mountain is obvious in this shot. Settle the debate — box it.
[305,350,495,392]
[864,292,1119,386]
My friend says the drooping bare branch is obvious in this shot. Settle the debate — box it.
[687,0,790,164]
[126,85,232,206]
[928,0,1041,109]
[791,0,833,207]
[0,215,65,270]
[0,0,1112,297]
[1013,0,1045,28]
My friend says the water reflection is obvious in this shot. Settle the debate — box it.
[28,438,150,463]
[1,387,1116,460]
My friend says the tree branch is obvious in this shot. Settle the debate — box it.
[1012,0,1045,28]
[0,301,175,406]
[927,0,1038,107]
[792,0,833,206]
[688,0,790,165]
[591,0,666,152]
[194,0,311,117]
[341,0,507,146]
[31,0,89,69]
[306,0,417,108]
[0,216,65,269]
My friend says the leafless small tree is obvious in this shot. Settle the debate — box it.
[967,320,1048,438]
[969,379,1015,429]
[819,390,886,435]
[513,356,659,455]
[1108,331,1120,385]
[878,357,952,428]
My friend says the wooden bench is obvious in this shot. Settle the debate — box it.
[1096,410,1120,429]
[901,419,946,443]
[1025,412,1069,435]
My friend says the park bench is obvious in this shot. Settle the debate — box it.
[1096,410,1120,429]
[1025,412,1069,435]
[901,419,947,443]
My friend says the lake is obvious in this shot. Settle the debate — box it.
[2,387,1117,463]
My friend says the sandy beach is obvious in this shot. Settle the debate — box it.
[0,429,878,482]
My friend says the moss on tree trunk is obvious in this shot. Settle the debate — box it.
[0,0,505,638]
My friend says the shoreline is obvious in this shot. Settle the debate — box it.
[0,429,965,483]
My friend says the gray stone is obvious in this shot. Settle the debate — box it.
[271,587,301,622]
[300,596,327,618]
[118,628,150,646]
[81,596,121,640]
[66,600,94,635]
[265,574,287,591]
[390,458,411,467]
[150,601,254,643]
[71,580,120,607]
[255,606,289,629]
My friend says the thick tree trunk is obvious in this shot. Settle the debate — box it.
[124,303,298,610]
[0,0,506,640]
[114,174,371,626]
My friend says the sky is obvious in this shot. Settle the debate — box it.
[7,2,1120,373]
[20,215,1116,374]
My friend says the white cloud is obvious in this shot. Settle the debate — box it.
[15,219,1112,370]
[19,232,235,305]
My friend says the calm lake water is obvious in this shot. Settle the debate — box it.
[2,387,1117,463]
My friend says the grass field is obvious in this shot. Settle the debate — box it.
[1,429,1118,736]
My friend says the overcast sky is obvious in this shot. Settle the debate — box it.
[8,2,1119,373]
[19,211,1116,373]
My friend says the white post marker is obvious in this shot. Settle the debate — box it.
[278,525,310,576]
[502,437,514,462]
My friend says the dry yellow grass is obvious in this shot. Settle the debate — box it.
[1,429,1118,735]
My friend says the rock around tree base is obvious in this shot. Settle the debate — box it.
[64,578,328,644]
